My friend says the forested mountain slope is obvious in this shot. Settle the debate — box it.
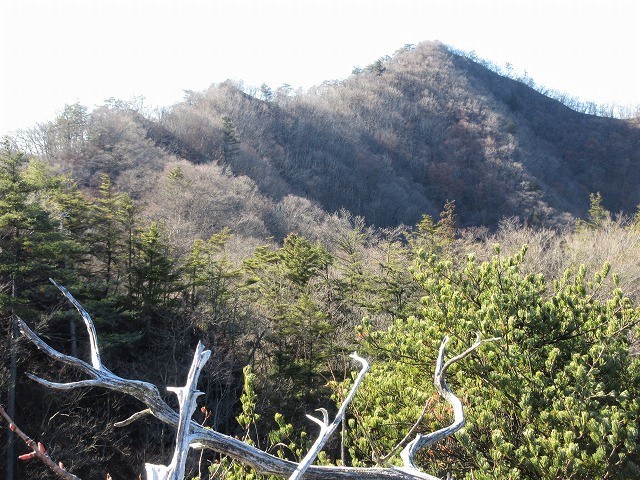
[152,41,640,229]
[4,41,640,480]
[15,41,640,236]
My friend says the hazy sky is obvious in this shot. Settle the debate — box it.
[1,0,638,135]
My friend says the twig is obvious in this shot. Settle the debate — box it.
[0,404,82,480]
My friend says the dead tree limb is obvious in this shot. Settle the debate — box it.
[145,342,211,480]
[17,281,492,480]
[400,334,499,470]
[289,353,369,480]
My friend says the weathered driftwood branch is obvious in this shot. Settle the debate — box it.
[289,352,369,480]
[145,342,211,480]
[0,405,81,480]
[49,279,104,371]
[18,281,491,480]
[400,334,499,471]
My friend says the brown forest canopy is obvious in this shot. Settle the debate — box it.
[10,41,640,236]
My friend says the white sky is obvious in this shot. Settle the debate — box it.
[1,0,639,136]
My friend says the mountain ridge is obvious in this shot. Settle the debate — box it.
[13,41,640,237]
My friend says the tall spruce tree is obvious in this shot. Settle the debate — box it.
[221,116,240,167]
[183,229,235,316]
[241,234,337,423]
[129,221,179,313]
[89,174,134,295]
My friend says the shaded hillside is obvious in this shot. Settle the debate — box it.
[456,51,640,216]
[15,41,640,234]
[152,41,640,228]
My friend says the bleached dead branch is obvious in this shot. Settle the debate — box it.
[16,281,491,480]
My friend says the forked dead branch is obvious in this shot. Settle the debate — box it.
[12,280,495,480]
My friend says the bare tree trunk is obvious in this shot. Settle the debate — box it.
[6,277,17,480]
[69,317,77,358]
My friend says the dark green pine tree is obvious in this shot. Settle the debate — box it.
[279,233,332,286]
[371,237,417,320]
[0,145,82,480]
[182,231,243,433]
[576,192,610,231]
[30,161,93,359]
[406,200,458,257]
[89,173,136,296]
[334,221,369,305]
[183,229,235,316]
[241,234,336,418]
[128,221,180,313]
[221,116,240,167]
